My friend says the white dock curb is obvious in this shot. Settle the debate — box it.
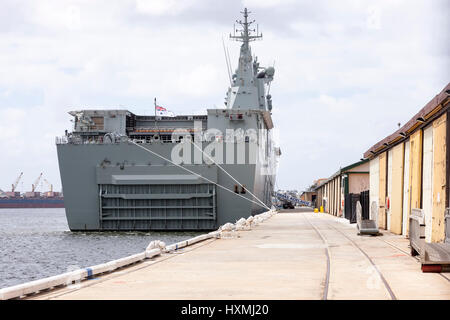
[0,249,162,300]
[0,209,277,300]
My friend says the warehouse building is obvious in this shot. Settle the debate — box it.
[363,83,450,243]
[314,159,369,218]
[300,178,328,207]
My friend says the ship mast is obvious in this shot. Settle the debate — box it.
[230,8,262,50]
[226,8,274,111]
[229,8,262,85]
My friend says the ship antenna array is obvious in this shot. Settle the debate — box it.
[229,8,262,46]
[129,139,271,210]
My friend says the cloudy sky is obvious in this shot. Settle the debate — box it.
[0,0,448,193]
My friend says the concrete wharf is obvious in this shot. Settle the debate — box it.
[29,208,450,300]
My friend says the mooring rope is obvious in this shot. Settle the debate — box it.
[129,140,269,209]
[189,139,270,210]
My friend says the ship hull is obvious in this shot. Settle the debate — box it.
[55,10,279,231]
[56,141,274,231]
[0,199,64,208]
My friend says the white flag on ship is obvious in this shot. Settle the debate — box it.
[155,105,175,117]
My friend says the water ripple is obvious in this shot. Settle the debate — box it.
[0,208,201,288]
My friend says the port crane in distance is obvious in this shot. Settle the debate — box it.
[43,179,53,193]
[31,173,43,192]
[11,172,23,192]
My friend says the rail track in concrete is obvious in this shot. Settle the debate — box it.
[324,221,397,300]
[12,208,449,300]
[301,211,397,300]
[375,234,450,283]
[302,214,331,300]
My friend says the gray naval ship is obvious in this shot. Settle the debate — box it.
[56,8,280,231]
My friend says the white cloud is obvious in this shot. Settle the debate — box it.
[175,64,223,97]
[0,0,448,193]
[136,0,199,16]
[366,5,382,30]
[242,0,295,9]
[31,2,82,30]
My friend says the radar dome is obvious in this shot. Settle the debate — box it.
[265,66,275,77]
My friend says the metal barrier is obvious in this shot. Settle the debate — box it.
[409,208,425,256]
[356,201,379,235]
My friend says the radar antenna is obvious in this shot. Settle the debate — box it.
[230,8,262,49]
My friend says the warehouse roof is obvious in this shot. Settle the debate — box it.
[363,83,450,159]
[314,158,369,190]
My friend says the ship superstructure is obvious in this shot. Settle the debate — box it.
[56,9,279,231]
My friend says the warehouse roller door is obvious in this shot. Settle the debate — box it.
[422,126,434,242]
[369,157,380,223]
[387,149,393,231]
[402,140,410,235]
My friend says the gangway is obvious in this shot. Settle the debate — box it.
[274,192,312,207]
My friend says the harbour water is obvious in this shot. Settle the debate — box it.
[0,208,201,288]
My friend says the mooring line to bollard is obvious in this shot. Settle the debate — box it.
[189,139,270,211]
[130,140,269,209]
